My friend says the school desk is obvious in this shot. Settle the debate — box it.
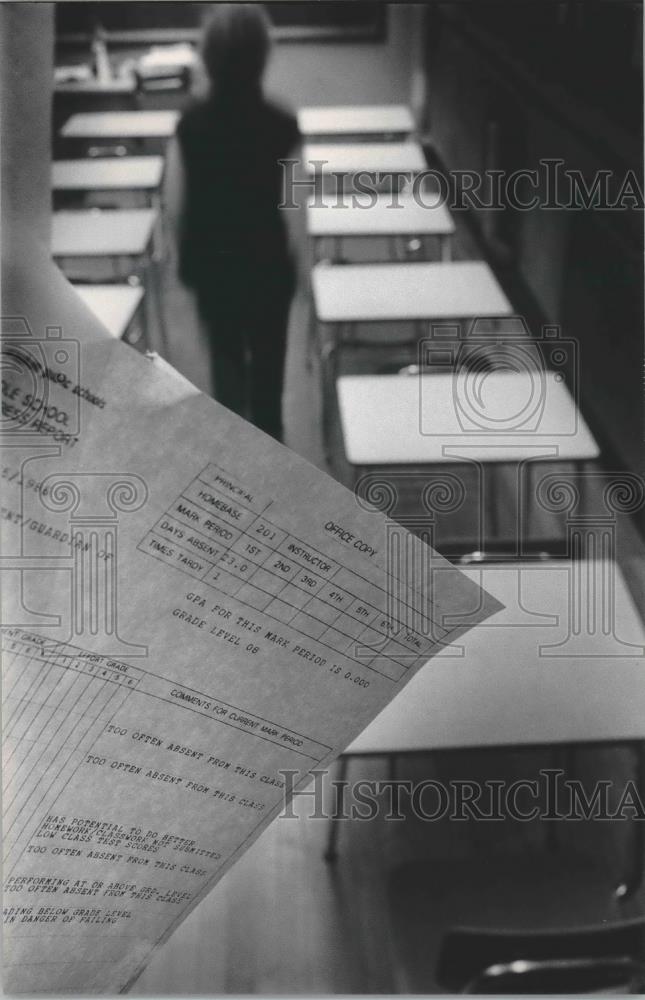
[302,140,426,178]
[73,282,144,342]
[52,208,157,265]
[298,104,414,140]
[60,109,179,139]
[311,259,511,329]
[52,158,166,255]
[311,260,513,454]
[336,371,599,469]
[328,557,645,894]
[335,370,599,537]
[52,156,164,196]
[53,209,159,346]
[307,190,456,262]
[59,110,179,155]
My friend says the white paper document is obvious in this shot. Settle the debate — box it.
[1,248,501,993]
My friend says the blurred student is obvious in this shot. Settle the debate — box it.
[166,3,300,441]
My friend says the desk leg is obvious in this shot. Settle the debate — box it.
[324,755,349,862]
[151,254,168,357]
[615,741,645,902]
[320,325,339,467]
[151,191,164,262]
[141,250,168,358]
[522,460,533,548]
[306,238,318,373]
[124,287,145,348]
[306,300,318,374]
[486,464,501,543]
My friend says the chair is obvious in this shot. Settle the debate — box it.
[387,856,645,994]
[437,921,645,993]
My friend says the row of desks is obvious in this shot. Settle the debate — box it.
[53,207,156,258]
[53,209,156,343]
[53,104,426,347]
[52,106,596,490]
[58,103,415,140]
[52,105,595,480]
[53,114,172,343]
[53,143,426,188]
[294,109,642,885]
[52,97,645,895]
[53,155,164,193]
[309,265,599,489]
[59,116,425,177]
[296,113,601,567]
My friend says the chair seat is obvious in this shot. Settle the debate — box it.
[387,852,637,994]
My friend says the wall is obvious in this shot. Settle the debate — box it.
[56,5,423,119]
[424,9,643,486]
[264,5,422,112]
[1,3,54,248]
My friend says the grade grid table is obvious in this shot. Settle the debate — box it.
[1,627,333,882]
[1,631,330,765]
[1,632,143,877]
[138,463,450,681]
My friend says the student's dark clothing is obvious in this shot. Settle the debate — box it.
[176,90,299,440]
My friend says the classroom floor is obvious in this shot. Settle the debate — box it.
[132,749,643,995]
[153,249,327,474]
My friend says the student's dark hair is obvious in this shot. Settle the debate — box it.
[201,3,271,92]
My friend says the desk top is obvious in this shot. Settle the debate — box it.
[52,209,157,258]
[346,560,645,751]
[337,372,599,464]
[60,110,179,139]
[73,283,144,339]
[55,76,137,96]
[312,260,512,322]
[298,104,414,137]
[303,141,426,176]
[307,191,455,237]
[52,157,165,191]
